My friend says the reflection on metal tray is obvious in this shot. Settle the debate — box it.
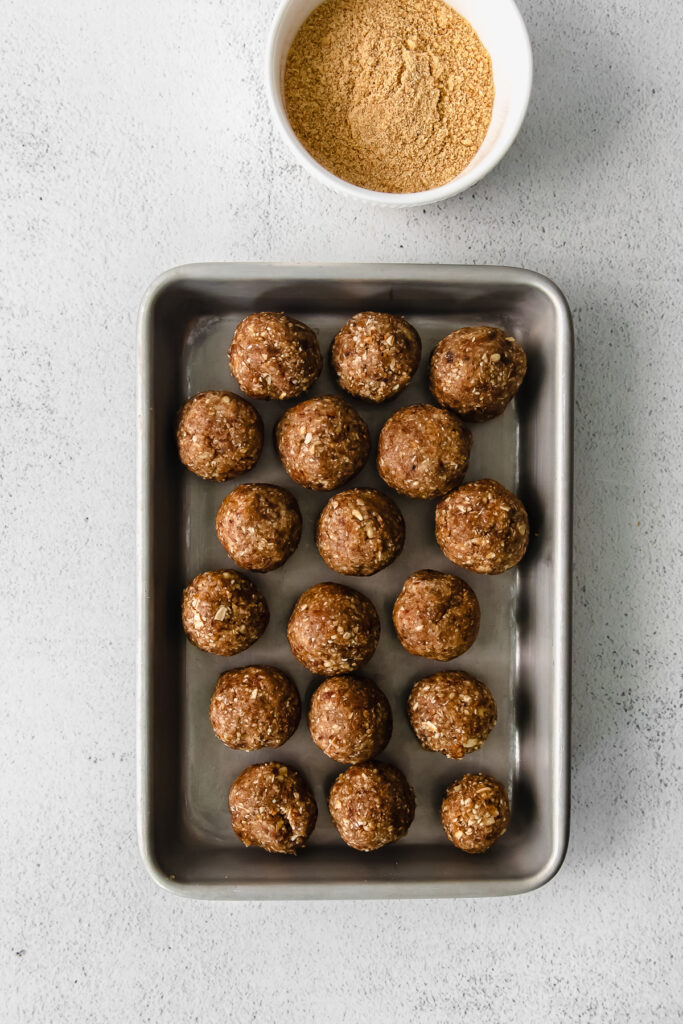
[137,263,573,900]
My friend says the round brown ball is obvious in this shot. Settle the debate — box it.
[210,666,301,750]
[229,312,322,400]
[435,479,530,575]
[216,484,302,572]
[377,404,472,499]
[441,773,510,853]
[276,395,371,490]
[308,675,392,763]
[228,762,317,854]
[429,326,527,421]
[408,671,497,759]
[182,570,268,656]
[287,582,380,675]
[331,312,421,403]
[329,762,415,851]
[176,391,264,481]
[393,570,480,661]
[316,488,405,576]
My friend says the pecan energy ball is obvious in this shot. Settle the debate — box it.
[176,390,263,481]
[435,479,530,574]
[441,773,510,853]
[377,404,472,499]
[429,326,527,421]
[329,762,415,851]
[308,675,392,763]
[408,671,497,759]
[182,570,268,656]
[229,312,322,400]
[276,395,371,491]
[316,488,405,576]
[210,666,300,750]
[393,570,480,661]
[331,312,421,403]
[287,582,380,675]
[228,762,317,854]
[216,483,302,572]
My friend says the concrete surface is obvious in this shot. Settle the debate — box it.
[1,0,682,1020]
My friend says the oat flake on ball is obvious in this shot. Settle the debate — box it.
[229,312,322,401]
[287,582,380,675]
[216,483,302,572]
[181,570,268,656]
[331,312,421,403]
[435,479,530,574]
[276,395,371,491]
[316,488,405,576]
[429,326,527,421]
[176,390,263,481]
[210,666,300,751]
[228,762,317,855]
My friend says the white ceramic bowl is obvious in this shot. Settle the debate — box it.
[266,0,532,207]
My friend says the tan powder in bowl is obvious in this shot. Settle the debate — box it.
[283,0,494,194]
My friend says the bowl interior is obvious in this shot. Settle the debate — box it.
[267,0,532,203]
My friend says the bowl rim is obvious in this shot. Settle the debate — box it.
[265,0,533,206]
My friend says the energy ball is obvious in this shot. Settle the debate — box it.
[441,773,510,853]
[308,675,392,763]
[408,671,497,759]
[331,311,421,403]
[182,570,268,656]
[393,570,480,661]
[229,312,322,400]
[276,395,371,490]
[228,762,317,854]
[377,404,472,499]
[435,479,530,574]
[429,326,527,422]
[177,391,263,482]
[216,483,302,572]
[210,666,301,750]
[287,582,380,675]
[329,762,415,851]
[316,488,405,576]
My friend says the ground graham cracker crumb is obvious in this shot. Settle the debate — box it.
[284,0,494,194]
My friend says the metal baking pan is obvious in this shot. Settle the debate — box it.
[137,263,572,900]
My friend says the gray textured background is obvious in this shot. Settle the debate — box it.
[2,0,682,1020]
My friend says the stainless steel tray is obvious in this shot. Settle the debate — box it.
[137,263,573,900]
